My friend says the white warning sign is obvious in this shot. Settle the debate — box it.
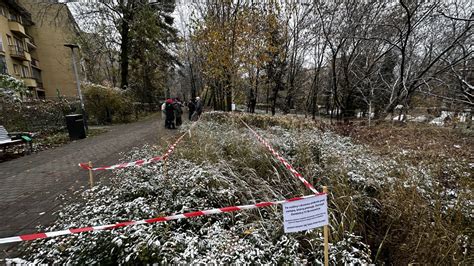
[283,194,328,233]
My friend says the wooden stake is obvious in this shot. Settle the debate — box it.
[188,129,191,138]
[88,161,94,189]
[323,186,329,266]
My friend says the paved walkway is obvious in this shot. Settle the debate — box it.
[0,113,176,258]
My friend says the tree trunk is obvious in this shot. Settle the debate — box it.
[311,70,319,120]
[368,101,372,127]
[226,89,232,112]
[189,63,197,99]
[271,91,277,116]
[266,85,270,114]
[120,6,132,90]
[271,81,280,116]
[251,67,259,113]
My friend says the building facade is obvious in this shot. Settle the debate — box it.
[0,0,80,99]
[0,0,39,96]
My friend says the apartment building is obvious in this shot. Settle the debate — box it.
[0,0,38,96]
[0,0,80,99]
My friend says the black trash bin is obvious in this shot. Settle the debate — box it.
[65,114,86,140]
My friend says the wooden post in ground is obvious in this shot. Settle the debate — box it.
[88,161,94,189]
[323,185,329,266]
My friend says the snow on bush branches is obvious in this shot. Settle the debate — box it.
[17,112,471,264]
[0,74,27,103]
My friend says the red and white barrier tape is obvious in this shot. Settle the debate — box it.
[0,193,324,244]
[79,123,195,171]
[239,117,319,194]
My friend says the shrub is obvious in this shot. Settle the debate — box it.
[0,99,79,132]
[184,112,472,264]
[0,74,81,132]
[17,112,471,264]
[0,74,27,103]
[83,83,133,124]
[19,115,372,264]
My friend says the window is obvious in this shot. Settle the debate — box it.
[37,90,45,99]
[0,55,7,74]
[14,38,24,52]
[13,64,20,76]
[9,12,20,23]
[21,65,29,78]
[7,35,12,45]
[14,38,22,48]
[32,67,42,81]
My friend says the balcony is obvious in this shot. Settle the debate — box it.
[31,58,41,69]
[8,20,27,37]
[8,45,31,61]
[9,45,27,60]
[22,77,37,87]
[24,51,31,61]
[0,64,7,75]
[35,80,43,89]
[26,36,37,50]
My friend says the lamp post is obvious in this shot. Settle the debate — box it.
[64,43,87,130]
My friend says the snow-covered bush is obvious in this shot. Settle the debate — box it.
[0,74,81,133]
[0,99,79,132]
[193,112,472,263]
[20,154,370,264]
[18,112,471,264]
[0,74,27,103]
[82,82,134,124]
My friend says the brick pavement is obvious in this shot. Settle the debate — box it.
[0,113,177,258]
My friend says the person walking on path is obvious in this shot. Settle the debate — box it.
[192,97,203,121]
[174,98,184,127]
[164,99,176,129]
[161,101,166,114]
[188,99,196,121]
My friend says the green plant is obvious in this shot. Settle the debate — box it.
[0,99,80,132]
[0,74,27,103]
[18,112,472,264]
[83,83,134,124]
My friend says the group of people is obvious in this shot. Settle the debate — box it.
[162,97,203,129]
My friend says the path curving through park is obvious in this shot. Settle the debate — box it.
[0,113,177,258]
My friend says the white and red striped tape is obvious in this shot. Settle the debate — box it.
[79,124,193,171]
[0,193,325,244]
[239,117,319,194]
[0,116,324,245]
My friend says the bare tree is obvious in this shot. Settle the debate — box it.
[381,0,473,114]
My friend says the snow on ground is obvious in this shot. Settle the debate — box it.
[17,151,370,262]
[14,112,471,263]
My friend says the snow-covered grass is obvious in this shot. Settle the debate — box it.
[195,112,472,264]
[16,112,471,264]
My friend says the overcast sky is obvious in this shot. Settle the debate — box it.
[67,0,193,38]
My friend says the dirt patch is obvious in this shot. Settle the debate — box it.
[345,122,472,160]
[338,121,473,189]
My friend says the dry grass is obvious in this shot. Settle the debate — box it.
[183,112,473,264]
[319,120,473,264]
[347,121,473,161]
